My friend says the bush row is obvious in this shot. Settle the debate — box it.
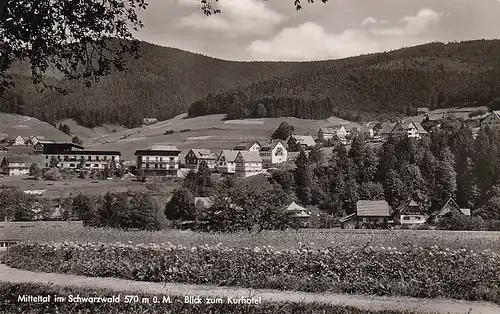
[0,282,422,314]
[3,242,500,304]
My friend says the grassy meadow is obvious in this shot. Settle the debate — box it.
[13,225,500,253]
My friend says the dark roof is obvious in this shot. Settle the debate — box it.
[135,149,181,156]
[340,213,356,223]
[189,149,217,160]
[217,150,239,162]
[356,200,391,217]
[393,199,426,216]
[47,151,121,156]
[237,151,262,163]
[260,140,286,151]
[234,141,261,151]
[43,142,84,149]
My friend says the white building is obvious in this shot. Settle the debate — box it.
[318,126,347,141]
[392,199,428,229]
[259,141,287,168]
[235,151,263,177]
[135,144,181,177]
[42,142,120,170]
[13,135,26,146]
[233,141,262,152]
[480,111,500,130]
[390,121,428,139]
[359,126,374,138]
[185,149,217,170]
[1,156,30,176]
[216,150,239,174]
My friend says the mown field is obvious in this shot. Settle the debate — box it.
[13,225,500,253]
[0,282,428,314]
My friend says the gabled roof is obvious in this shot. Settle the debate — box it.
[236,151,262,163]
[460,208,471,216]
[15,134,25,140]
[285,201,306,212]
[381,123,396,134]
[233,141,261,151]
[289,135,316,147]
[260,140,287,152]
[290,211,310,218]
[2,156,28,164]
[340,213,356,223]
[359,126,373,133]
[431,198,462,216]
[393,199,427,216]
[319,126,345,134]
[190,149,217,160]
[217,150,239,162]
[356,200,391,217]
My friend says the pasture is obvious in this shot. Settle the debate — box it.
[0,113,71,143]
[13,226,500,253]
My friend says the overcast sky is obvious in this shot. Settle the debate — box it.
[134,0,500,61]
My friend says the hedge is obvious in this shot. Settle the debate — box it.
[3,242,500,304]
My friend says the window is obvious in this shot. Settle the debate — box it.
[415,217,421,221]
[86,164,90,167]
[96,156,100,161]
[146,164,149,168]
[146,157,149,161]
[104,156,108,161]
[160,157,163,162]
[88,156,92,161]
[155,164,158,169]
[112,156,116,160]
[45,163,48,167]
[94,164,99,167]
[403,216,411,220]
[45,156,48,159]
[70,164,75,168]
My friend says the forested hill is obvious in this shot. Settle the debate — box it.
[188,40,500,122]
[2,39,500,127]
[0,41,317,128]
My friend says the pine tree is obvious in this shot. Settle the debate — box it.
[435,147,457,207]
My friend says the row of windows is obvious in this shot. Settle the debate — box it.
[46,155,116,161]
[143,157,176,162]
[144,164,176,169]
[402,216,423,221]
[45,163,103,168]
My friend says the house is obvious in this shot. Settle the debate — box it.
[359,126,374,138]
[235,151,263,177]
[340,200,392,229]
[318,126,347,141]
[392,199,428,229]
[285,201,310,228]
[42,142,120,170]
[142,118,158,125]
[13,135,26,146]
[259,140,287,168]
[429,198,471,223]
[135,144,182,177]
[216,150,239,174]
[480,111,500,130]
[287,135,316,152]
[1,156,31,176]
[185,149,217,170]
[34,140,55,154]
[390,121,428,139]
[380,123,396,139]
[417,107,430,114]
[27,136,45,146]
[233,141,262,152]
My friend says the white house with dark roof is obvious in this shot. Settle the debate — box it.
[318,126,347,141]
[285,201,310,228]
[1,156,31,176]
[235,151,263,177]
[233,141,262,152]
[340,200,392,229]
[480,111,500,130]
[135,144,181,177]
[390,121,428,139]
[392,199,428,228]
[216,150,239,174]
[259,140,287,168]
[185,149,217,170]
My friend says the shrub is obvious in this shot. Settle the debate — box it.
[164,130,175,135]
[4,242,500,304]
[43,168,62,181]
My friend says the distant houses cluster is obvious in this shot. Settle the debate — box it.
[340,198,471,230]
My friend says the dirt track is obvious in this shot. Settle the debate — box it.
[1,263,499,314]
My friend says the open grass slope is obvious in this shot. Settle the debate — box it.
[0,113,71,143]
[55,118,128,145]
[86,114,361,160]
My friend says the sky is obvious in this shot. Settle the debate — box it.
[134,0,500,61]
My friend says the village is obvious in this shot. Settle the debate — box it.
[0,107,495,235]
